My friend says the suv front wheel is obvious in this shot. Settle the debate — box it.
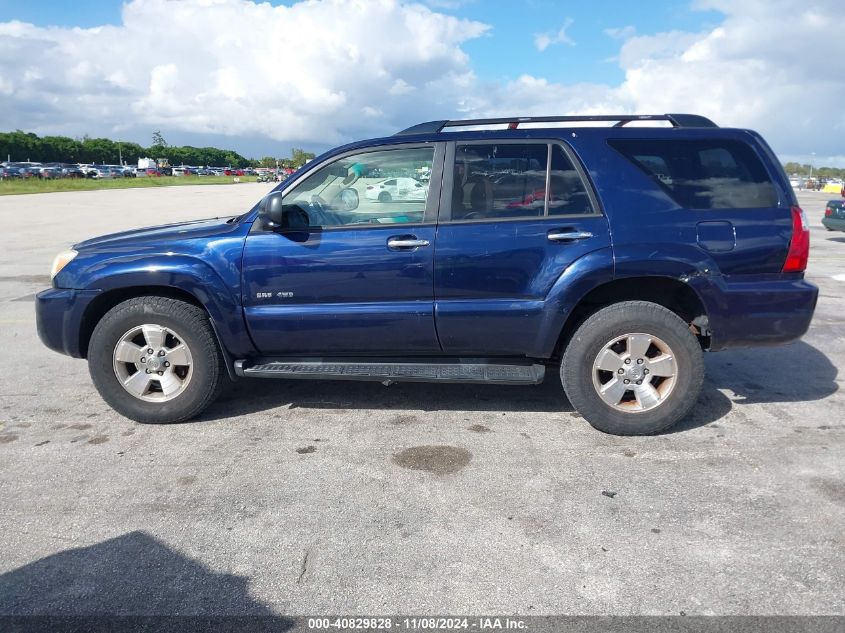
[561,301,704,435]
[88,297,225,423]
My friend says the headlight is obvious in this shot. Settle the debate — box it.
[50,249,78,279]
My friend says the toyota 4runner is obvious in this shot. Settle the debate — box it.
[36,114,817,435]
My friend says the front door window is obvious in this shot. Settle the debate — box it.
[283,147,435,227]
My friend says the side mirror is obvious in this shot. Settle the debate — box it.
[259,191,311,231]
[259,191,285,229]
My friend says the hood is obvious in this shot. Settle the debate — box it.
[73,216,241,250]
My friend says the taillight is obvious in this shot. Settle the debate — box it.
[825,206,833,217]
[782,206,809,273]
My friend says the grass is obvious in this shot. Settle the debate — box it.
[0,175,260,196]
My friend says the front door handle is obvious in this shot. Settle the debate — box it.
[387,236,430,249]
[547,230,593,242]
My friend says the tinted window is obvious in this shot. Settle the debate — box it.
[283,147,434,227]
[548,144,594,215]
[609,139,778,209]
[450,143,591,220]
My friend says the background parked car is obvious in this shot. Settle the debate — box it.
[365,177,427,202]
[0,166,22,179]
[823,200,845,232]
[16,165,43,178]
[38,166,63,179]
[89,166,115,179]
[57,164,86,178]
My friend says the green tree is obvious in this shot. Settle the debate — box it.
[151,130,167,147]
[0,128,256,168]
[290,147,315,168]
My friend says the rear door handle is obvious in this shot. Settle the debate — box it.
[387,236,430,249]
[547,230,593,242]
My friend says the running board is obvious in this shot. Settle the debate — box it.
[235,358,545,385]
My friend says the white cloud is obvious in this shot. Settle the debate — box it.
[610,0,845,160]
[474,0,845,164]
[534,18,575,52]
[604,25,636,40]
[0,0,489,146]
[0,0,844,165]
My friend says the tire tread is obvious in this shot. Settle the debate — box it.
[88,296,224,424]
[561,300,704,435]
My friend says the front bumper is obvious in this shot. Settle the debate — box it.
[36,288,100,358]
[822,216,845,232]
[704,276,818,351]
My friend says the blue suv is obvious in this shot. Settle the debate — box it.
[36,114,817,435]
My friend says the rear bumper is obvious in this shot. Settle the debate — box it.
[704,276,818,351]
[36,288,100,358]
[822,217,845,232]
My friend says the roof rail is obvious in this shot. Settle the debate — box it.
[395,113,718,136]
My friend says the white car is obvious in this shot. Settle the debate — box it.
[365,177,427,203]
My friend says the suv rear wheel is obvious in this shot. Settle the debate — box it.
[88,297,225,423]
[561,301,704,435]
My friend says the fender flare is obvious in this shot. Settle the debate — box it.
[531,248,719,358]
[80,254,256,360]
[530,247,614,357]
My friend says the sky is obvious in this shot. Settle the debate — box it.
[0,0,840,166]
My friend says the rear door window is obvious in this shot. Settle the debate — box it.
[449,142,594,221]
[609,139,778,209]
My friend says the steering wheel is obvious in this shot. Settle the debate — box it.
[307,195,340,226]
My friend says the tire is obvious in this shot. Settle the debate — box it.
[88,297,225,424]
[561,301,704,435]
[378,191,392,203]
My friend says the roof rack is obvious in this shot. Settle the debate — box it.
[395,113,718,136]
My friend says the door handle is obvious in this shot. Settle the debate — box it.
[387,236,430,249]
[547,230,593,242]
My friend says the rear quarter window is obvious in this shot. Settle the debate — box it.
[609,138,778,209]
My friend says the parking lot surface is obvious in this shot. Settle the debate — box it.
[0,185,842,615]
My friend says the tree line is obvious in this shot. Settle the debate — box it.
[3,130,840,177]
[0,130,316,169]
[783,162,845,180]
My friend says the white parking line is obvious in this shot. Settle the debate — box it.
[832,274,845,281]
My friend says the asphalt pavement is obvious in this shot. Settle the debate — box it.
[0,185,842,616]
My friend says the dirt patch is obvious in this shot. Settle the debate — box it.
[0,434,19,444]
[468,424,491,433]
[296,446,317,454]
[87,435,109,445]
[178,475,197,486]
[390,414,418,426]
[811,477,845,506]
[67,423,93,431]
[393,445,471,475]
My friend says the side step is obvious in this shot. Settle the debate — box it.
[235,358,545,385]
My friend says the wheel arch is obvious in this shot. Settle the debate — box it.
[552,275,710,360]
[78,285,241,380]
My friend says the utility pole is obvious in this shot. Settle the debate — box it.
[118,142,123,166]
